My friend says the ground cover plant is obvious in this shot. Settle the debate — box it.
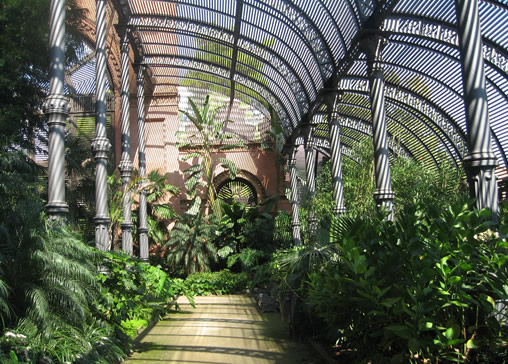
[96,252,194,338]
[184,270,249,296]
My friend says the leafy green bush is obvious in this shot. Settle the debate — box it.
[96,252,194,337]
[184,270,248,296]
[304,141,467,232]
[307,203,508,363]
[214,201,276,271]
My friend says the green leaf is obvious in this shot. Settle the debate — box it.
[180,153,202,162]
[218,158,238,180]
[385,324,414,340]
[466,338,482,349]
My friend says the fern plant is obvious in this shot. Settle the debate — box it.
[164,212,217,275]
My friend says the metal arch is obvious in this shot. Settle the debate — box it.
[373,42,507,167]
[288,0,399,147]
[135,27,311,120]
[312,109,415,160]
[338,92,459,169]
[250,0,335,80]
[383,33,508,96]
[228,0,245,117]
[382,14,508,73]
[313,128,411,162]
[482,0,508,11]
[384,99,460,168]
[316,0,348,63]
[339,75,468,155]
[335,99,442,168]
[314,140,362,164]
[143,55,295,126]
[129,11,316,102]
[129,16,310,128]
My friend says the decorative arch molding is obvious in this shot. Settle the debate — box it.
[214,169,266,205]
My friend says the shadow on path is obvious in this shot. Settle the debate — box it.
[126,295,317,364]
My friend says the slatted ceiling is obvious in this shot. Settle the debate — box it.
[333,1,360,49]
[479,2,508,46]
[174,3,233,29]
[119,0,508,171]
[179,73,232,91]
[394,0,455,22]
[130,0,176,16]
[244,2,323,92]
[241,6,315,92]
[296,0,346,62]
[236,60,300,116]
[238,23,310,116]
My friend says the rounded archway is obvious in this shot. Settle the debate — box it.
[214,170,266,206]
[217,178,257,206]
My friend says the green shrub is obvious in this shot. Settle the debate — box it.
[185,270,248,296]
[96,252,194,330]
[307,203,508,363]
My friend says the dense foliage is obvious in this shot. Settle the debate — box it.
[303,140,467,233]
[184,270,249,296]
[307,203,508,363]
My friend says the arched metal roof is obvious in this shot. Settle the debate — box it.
[111,0,508,171]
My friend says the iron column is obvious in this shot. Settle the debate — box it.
[289,147,301,246]
[119,29,134,256]
[455,0,499,217]
[137,66,149,261]
[304,129,317,235]
[327,91,347,216]
[92,0,112,251]
[44,0,69,221]
[365,36,395,220]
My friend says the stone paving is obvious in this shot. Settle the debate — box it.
[126,295,318,364]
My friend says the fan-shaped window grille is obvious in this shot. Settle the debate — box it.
[217,178,257,206]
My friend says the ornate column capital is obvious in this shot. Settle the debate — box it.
[361,34,387,75]
[91,137,112,159]
[463,152,498,169]
[137,65,146,85]
[373,189,396,202]
[119,159,134,179]
[43,94,70,119]
[121,222,134,230]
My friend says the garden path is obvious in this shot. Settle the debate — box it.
[125,295,318,364]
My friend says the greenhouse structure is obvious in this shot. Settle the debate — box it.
[1,0,507,362]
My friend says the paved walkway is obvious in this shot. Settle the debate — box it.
[126,295,318,364]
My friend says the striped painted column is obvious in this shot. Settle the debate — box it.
[455,0,498,218]
[289,147,301,246]
[92,0,112,251]
[44,0,69,221]
[327,91,347,216]
[366,36,395,221]
[136,66,149,261]
[119,30,134,256]
[304,130,317,235]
